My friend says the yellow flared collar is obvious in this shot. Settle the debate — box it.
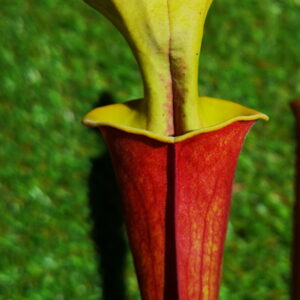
[83,96,268,143]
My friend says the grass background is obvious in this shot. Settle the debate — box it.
[1,0,300,299]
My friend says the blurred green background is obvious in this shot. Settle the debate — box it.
[1,0,299,299]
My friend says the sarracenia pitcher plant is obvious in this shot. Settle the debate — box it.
[82,1,268,299]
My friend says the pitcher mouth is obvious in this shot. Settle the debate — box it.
[82,96,268,143]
